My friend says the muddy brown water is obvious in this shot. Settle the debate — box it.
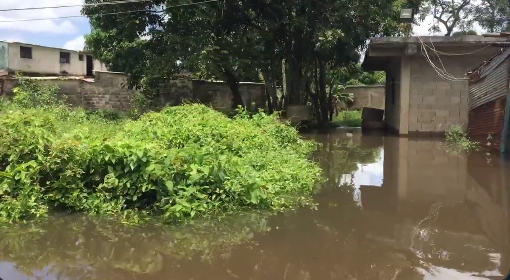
[2,130,510,280]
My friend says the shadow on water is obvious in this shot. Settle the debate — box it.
[2,130,510,279]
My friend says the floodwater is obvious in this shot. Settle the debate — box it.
[2,130,510,280]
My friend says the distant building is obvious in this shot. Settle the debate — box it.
[0,41,107,77]
[362,35,506,136]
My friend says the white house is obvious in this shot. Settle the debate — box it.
[0,41,107,77]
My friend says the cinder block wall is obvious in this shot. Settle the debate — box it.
[339,85,385,110]
[0,73,267,112]
[192,80,266,112]
[408,56,481,133]
[81,71,132,110]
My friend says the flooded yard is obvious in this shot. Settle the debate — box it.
[1,130,510,280]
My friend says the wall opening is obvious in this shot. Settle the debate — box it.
[86,55,94,77]
[60,52,70,64]
[391,77,396,105]
[20,46,32,59]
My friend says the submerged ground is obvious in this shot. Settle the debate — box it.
[1,130,509,280]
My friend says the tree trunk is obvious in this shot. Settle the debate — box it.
[317,57,329,124]
[223,69,244,109]
[284,56,304,107]
[281,58,288,110]
[261,71,278,112]
[311,62,322,122]
[445,26,454,36]
[306,77,320,121]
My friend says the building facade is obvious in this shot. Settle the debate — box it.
[0,41,107,77]
[362,35,506,135]
[467,47,510,152]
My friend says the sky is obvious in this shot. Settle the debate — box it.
[0,0,486,52]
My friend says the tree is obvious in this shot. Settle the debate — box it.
[451,29,478,35]
[82,0,409,124]
[419,0,473,36]
[471,0,508,33]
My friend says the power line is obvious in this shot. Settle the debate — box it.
[0,0,151,12]
[0,0,218,23]
[0,9,163,23]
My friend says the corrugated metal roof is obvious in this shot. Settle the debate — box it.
[469,46,510,81]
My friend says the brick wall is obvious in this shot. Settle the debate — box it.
[339,85,385,110]
[0,72,267,111]
[408,56,482,133]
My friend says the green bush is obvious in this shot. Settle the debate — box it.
[12,75,64,109]
[0,100,322,223]
[445,124,478,152]
[333,109,362,127]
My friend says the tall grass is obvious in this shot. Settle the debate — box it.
[333,110,362,127]
[445,124,478,152]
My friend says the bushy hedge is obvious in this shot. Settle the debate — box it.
[0,97,322,222]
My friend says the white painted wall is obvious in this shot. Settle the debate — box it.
[6,42,106,76]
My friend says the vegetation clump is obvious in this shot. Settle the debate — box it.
[445,124,479,152]
[333,110,362,127]
[0,79,322,223]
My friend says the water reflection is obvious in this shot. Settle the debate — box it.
[1,131,510,279]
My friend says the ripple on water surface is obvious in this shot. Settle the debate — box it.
[1,131,510,280]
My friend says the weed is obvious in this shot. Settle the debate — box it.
[0,78,323,223]
[333,110,362,127]
[445,124,478,152]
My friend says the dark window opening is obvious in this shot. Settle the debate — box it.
[78,54,84,61]
[20,46,32,59]
[391,77,396,105]
[60,52,70,64]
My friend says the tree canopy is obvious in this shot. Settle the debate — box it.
[418,0,508,35]
[82,0,411,124]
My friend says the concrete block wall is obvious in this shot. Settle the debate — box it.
[192,80,266,112]
[81,71,132,110]
[338,85,385,110]
[160,79,193,106]
[408,56,480,133]
[0,72,267,112]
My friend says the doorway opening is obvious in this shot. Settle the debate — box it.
[86,55,94,77]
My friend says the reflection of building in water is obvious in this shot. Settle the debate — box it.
[340,136,385,207]
[356,136,510,278]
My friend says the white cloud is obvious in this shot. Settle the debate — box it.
[413,14,485,36]
[0,0,83,34]
[0,36,24,43]
[63,35,84,50]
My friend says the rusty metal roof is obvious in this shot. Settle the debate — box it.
[468,45,510,81]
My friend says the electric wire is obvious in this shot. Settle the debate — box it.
[0,0,218,23]
[417,36,482,81]
[0,0,152,12]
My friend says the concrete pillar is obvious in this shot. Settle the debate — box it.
[399,56,411,134]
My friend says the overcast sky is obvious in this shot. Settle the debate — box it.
[0,0,487,51]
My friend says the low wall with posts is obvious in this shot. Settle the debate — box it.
[0,71,267,111]
[338,84,385,110]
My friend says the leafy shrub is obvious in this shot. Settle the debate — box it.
[333,109,362,127]
[0,101,322,223]
[12,74,63,108]
[445,124,478,152]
